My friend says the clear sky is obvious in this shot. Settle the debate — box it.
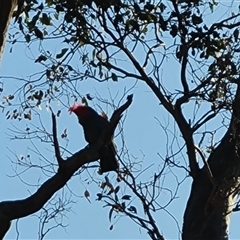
[1,1,240,239]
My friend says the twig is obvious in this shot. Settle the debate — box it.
[0,95,133,238]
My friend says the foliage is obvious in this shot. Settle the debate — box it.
[2,0,240,239]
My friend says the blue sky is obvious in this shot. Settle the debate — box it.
[1,44,187,238]
[1,0,240,239]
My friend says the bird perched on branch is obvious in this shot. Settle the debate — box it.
[69,103,119,173]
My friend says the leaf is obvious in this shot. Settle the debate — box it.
[90,60,97,67]
[96,193,102,201]
[109,207,114,222]
[159,2,166,12]
[34,28,44,39]
[31,12,40,27]
[84,190,90,198]
[33,90,43,100]
[84,190,91,203]
[25,34,31,43]
[35,55,47,63]
[105,176,110,184]
[191,48,195,56]
[24,112,31,120]
[12,113,19,120]
[8,95,14,100]
[170,24,178,38]
[38,3,44,10]
[99,182,107,189]
[114,186,120,194]
[57,110,61,117]
[128,206,137,214]
[81,97,88,106]
[39,90,43,98]
[133,3,141,12]
[68,65,73,71]
[86,93,93,100]
[111,73,118,82]
[115,194,118,202]
[107,185,115,195]
[116,175,122,182]
[61,128,67,138]
[41,13,51,25]
[82,54,88,64]
[56,48,68,59]
[54,12,59,20]
[92,48,96,59]
[192,14,203,25]
[233,29,239,42]
[46,0,54,6]
[54,86,60,92]
[122,195,131,200]
[200,51,205,58]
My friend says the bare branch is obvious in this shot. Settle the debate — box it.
[192,111,219,132]
[0,95,133,238]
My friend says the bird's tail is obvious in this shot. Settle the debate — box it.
[99,142,119,173]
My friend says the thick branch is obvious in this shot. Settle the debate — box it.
[174,106,199,177]
[119,37,199,177]
[101,12,199,177]
[0,0,17,61]
[183,86,240,240]
[0,95,133,238]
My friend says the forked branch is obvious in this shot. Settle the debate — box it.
[0,95,133,239]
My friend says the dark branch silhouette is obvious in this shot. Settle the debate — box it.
[0,94,133,239]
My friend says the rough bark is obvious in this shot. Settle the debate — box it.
[0,0,17,61]
[182,86,240,240]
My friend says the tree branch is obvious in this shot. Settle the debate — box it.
[100,13,200,177]
[0,95,133,238]
[174,106,199,178]
[108,27,199,177]
[170,0,190,95]
[0,0,17,61]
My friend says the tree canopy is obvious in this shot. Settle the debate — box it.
[1,0,240,239]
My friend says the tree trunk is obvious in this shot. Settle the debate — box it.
[0,0,17,61]
[182,86,240,240]
[0,0,18,237]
